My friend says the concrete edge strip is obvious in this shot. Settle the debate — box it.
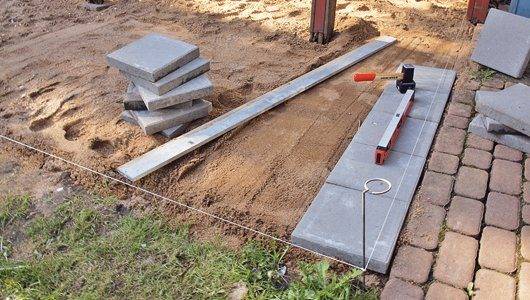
[117,36,397,181]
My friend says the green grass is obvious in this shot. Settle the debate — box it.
[471,67,496,83]
[0,194,377,299]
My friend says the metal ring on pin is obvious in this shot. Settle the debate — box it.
[363,178,392,195]
[360,178,392,279]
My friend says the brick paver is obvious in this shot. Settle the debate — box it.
[523,205,530,224]
[446,196,484,236]
[482,77,505,89]
[390,246,433,284]
[494,145,523,162]
[425,282,467,300]
[522,226,530,261]
[467,133,494,151]
[520,263,530,300]
[478,226,517,273]
[405,201,446,250]
[418,171,454,206]
[454,166,488,199]
[490,159,522,196]
[523,181,530,204]
[462,148,492,170]
[447,102,472,118]
[444,114,469,129]
[433,231,478,288]
[434,126,466,155]
[474,269,516,300]
[381,278,423,300]
[428,152,459,175]
[452,90,474,105]
[484,192,520,231]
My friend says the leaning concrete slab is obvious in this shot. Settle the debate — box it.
[476,84,530,136]
[131,99,211,135]
[292,183,409,273]
[121,110,187,138]
[470,9,530,78]
[469,114,530,153]
[106,33,199,82]
[484,116,519,134]
[117,36,397,181]
[353,110,437,158]
[326,142,425,203]
[139,74,213,111]
[123,83,147,111]
[125,58,210,96]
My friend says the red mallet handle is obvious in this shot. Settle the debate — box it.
[353,72,377,82]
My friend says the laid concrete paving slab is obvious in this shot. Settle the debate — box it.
[476,84,530,136]
[131,99,211,135]
[117,36,397,181]
[123,83,147,111]
[470,114,530,154]
[395,64,456,93]
[121,110,188,138]
[292,183,409,273]
[353,109,437,158]
[471,9,530,78]
[139,74,213,110]
[125,58,210,96]
[106,33,199,82]
[372,87,451,124]
[326,142,426,203]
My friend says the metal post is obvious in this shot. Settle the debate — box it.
[310,0,337,44]
[361,178,391,285]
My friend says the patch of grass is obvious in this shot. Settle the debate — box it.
[0,195,31,229]
[0,194,375,299]
[471,67,496,83]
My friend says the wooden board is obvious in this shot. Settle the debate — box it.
[117,36,397,181]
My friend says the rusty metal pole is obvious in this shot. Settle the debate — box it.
[310,0,337,44]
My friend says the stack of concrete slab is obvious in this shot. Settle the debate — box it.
[292,65,456,273]
[106,33,213,138]
[470,83,530,153]
[470,9,530,78]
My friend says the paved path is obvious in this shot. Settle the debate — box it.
[380,29,530,300]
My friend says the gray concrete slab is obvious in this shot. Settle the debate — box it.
[469,114,530,154]
[123,82,147,111]
[353,110,437,158]
[117,36,397,181]
[395,64,456,93]
[372,87,450,123]
[326,142,426,203]
[106,33,199,82]
[292,183,409,273]
[121,110,187,138]
[139,74,213,110]
[484,116,520,134]
[125,58,210,96]
[131,99,211,135]
[470,9,530,78]
[476,84,530,136]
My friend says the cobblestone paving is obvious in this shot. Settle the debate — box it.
[380,30,530,299]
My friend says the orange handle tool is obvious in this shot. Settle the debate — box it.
[353,72,403,82]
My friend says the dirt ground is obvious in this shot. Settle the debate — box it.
[0,0,473,267]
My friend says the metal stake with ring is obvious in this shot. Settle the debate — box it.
[361,178,391,285]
